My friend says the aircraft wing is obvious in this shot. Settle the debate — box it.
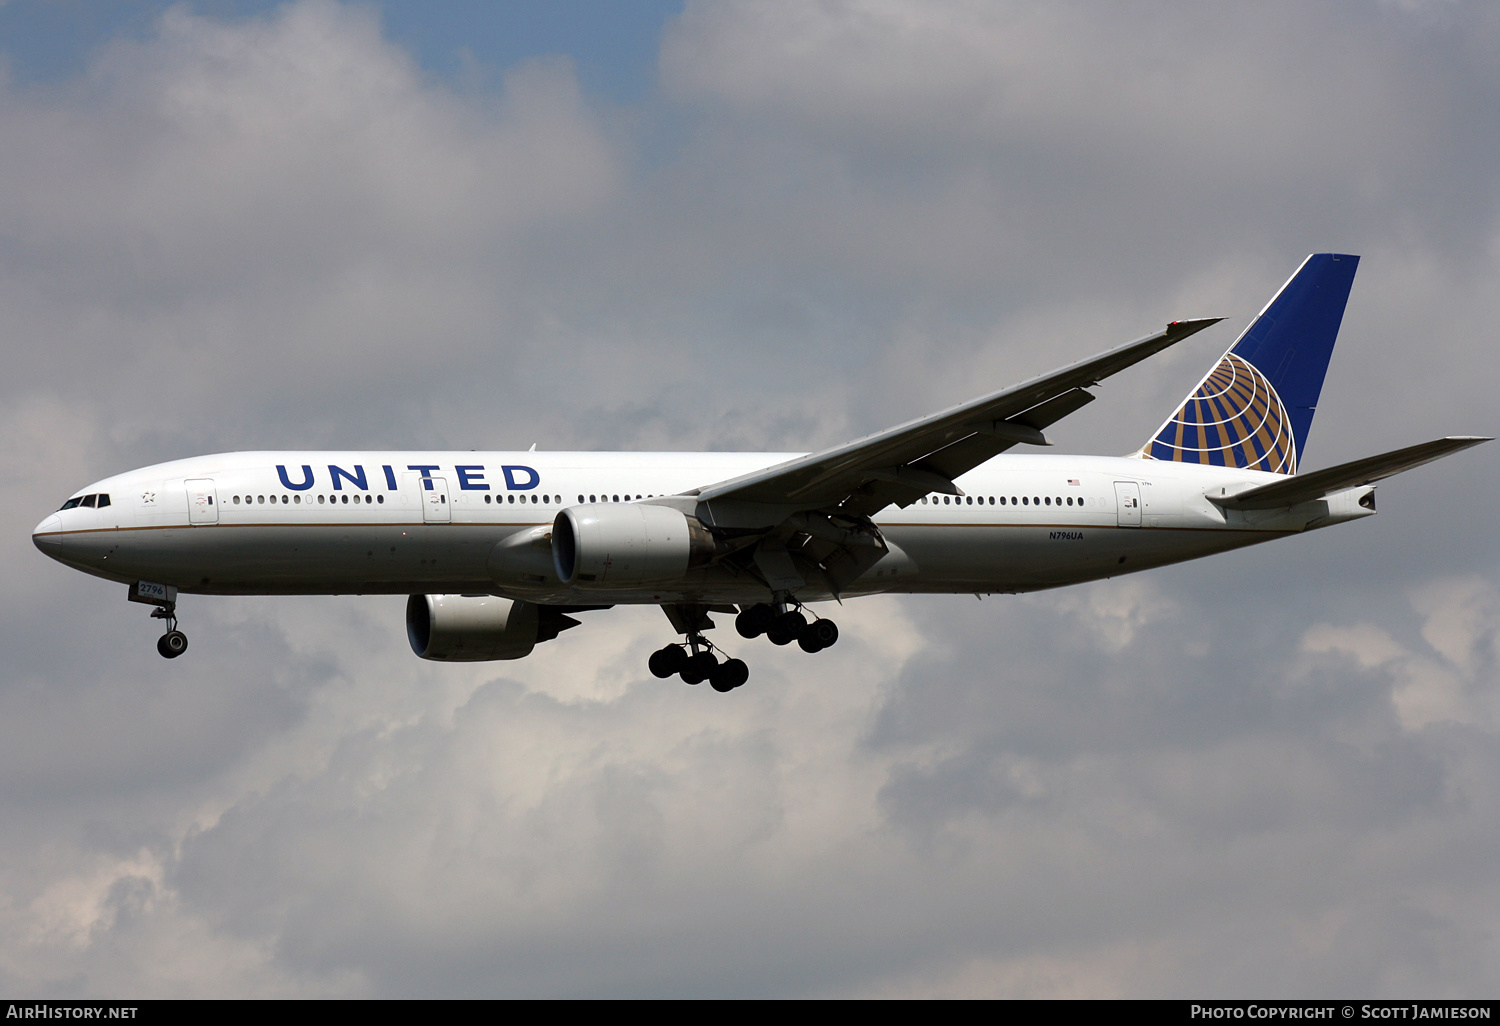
[1208,436,1491,510]
[695,318,1222,516]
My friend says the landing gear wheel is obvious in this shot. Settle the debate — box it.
[649,645,686,678]
[798,618,838,653]
[775,610,807,637]
[709,658,750,692]
[157,630,188,659]
[680,651,718,685]
[736,604,776,639]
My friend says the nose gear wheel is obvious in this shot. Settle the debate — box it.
[157,630,188,658]
[148,602,189,659]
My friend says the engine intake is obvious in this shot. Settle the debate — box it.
[552,504,713,588]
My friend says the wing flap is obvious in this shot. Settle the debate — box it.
[913,387,1096,483]
[1209,436,1490,510]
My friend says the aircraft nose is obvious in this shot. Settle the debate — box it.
[33,514,63,556]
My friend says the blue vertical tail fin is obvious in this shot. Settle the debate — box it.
[1141,253,1359,475]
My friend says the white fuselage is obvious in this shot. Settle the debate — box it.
[31,450,1375,605]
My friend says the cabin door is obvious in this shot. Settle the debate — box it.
[186,479,218,525]
[420,475,451,524]
[1113,481,1142,528]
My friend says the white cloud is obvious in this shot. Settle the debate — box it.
[661,0,1485,212]
[0,0,622,454]
[1302,576,1500,732]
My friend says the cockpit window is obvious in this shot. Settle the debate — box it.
[58,493,110,511]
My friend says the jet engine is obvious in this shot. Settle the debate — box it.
[406,594,556,661]
[552,504,713,588]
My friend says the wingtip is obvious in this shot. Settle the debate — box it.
[1165,317,1224,337]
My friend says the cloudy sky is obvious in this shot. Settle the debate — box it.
[2,0,1497,998]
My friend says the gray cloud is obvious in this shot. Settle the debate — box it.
[1,0,1496,997]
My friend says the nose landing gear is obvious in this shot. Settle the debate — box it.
[130,581,188,659]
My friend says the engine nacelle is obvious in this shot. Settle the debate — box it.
[406,593,539,661]
[552,503,713,588]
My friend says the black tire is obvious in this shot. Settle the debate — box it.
[648,646,685,678]
[766,627,794,646]
[797,632,824,653]
[710,657,749,692]
[753,604,777,633]
[722,658,750,689]
[735,604,774,639]
[157,630,188,659]
[776,610,807,636]
[809,619,839,649]
[681,651,718,685]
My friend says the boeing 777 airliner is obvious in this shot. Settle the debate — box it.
[32,255,1488,692]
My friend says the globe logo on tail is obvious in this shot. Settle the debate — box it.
[1146,352,1297,474]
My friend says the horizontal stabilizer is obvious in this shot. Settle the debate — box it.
[1209,436,1491,510]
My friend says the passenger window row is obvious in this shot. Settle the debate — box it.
[221,491,654,509]
[920,494,1089,507]
[58,493,110,510]
[232,494,387,505]
[224,492,622,509]
[484,494,562,504]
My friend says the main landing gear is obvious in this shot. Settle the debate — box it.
[735,602,839,654]
[648,598,838,694]
[649,635,750,693]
